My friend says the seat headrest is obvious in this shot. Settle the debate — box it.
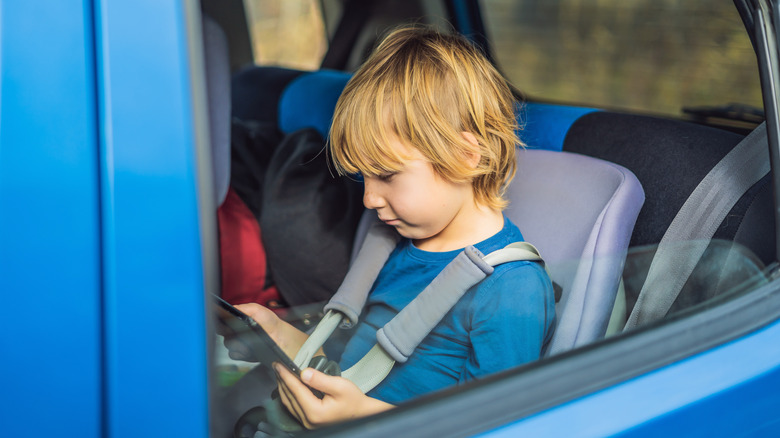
[517,103,598,151]
[277,69,599,153]
[278,70,352,139]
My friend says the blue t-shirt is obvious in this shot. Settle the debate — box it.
[335,217,556,405]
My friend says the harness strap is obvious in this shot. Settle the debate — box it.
[293,310,341,369]
[624,122,769,330]
[341,344,396,393]
[294,222,549,393]
[377,246,493,363]
[483,241,546,273]
[322,218,400,328]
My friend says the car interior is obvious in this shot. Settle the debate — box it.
[200,0,777,435]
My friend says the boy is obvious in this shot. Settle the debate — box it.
[236,25,555,428]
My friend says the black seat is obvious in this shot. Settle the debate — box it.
[561,112,773,322]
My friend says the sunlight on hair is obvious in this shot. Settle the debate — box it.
[329,25,521,211]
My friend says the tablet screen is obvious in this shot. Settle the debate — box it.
[212,294,302,376]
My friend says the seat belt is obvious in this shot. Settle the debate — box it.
[624,122,769,330]
[294,218,548,393]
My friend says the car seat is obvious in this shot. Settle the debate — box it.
[348,149,644,356]
[562,113,773,327]
[506,149,644,354]
[202,15,285,307]
[202,14,231,206]
[275,69,601,153]
[277,69,645,355]
[232,66,305,125]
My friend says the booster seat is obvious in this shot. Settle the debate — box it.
[274,70,645,353]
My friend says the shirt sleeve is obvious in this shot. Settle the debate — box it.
[459,261,555,382]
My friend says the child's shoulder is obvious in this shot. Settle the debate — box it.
[488,257,550,293]
[473,215,550,289]
[475,213,553,304]
[500,256,550,284]
[460,259,552,322]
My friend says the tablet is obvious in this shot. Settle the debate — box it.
[212,294,302,377]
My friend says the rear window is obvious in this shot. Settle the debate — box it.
[242,0,328,69]
[482,0,762,118]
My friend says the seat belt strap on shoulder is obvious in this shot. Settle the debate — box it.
[295,217,399,367]
[376,246,493,363]
[341,344,396,393]
[293,310,342,369]
[323,217,400,328]
[343,242,547,393]
[624,122,769,330]
[483,241,548,276]
[294,208,549,393]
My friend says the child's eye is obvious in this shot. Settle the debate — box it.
[378,172,396,182]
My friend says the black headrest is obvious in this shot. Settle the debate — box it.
[562,111,774,265]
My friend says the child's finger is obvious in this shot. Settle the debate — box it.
[277,379,307,426]
[276,364,321,402]
[297,367,348,399]
[274,364,313,426]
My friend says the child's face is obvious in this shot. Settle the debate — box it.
[362,137,474,249]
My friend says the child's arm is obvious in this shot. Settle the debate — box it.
[274,364,394,429]
[234,303,312,359]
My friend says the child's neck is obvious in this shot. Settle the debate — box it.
[413,203,505,252]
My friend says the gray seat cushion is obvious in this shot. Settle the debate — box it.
[506,149,644,355]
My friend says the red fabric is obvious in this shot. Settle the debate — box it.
[217,186,281,307]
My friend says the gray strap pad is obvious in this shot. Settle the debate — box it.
[376,246,493,363]
[324,215,400,327]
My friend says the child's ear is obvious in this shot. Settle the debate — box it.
[460,131,481,169]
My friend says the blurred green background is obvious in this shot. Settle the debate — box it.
[243,0,762,118]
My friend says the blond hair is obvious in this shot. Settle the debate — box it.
[329,25,520,210]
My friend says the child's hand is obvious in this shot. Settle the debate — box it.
[274,363,394,429]
[217,302,280,362]
[227,303,309,359]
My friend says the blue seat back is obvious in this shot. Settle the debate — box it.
[517,102,598,151]
[277,70,600,152]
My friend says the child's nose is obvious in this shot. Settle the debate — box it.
[363,183,385,210]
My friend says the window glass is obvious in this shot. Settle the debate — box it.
[209,239,773,435]
[619,239,770,330]
[211,2,778,435]
[242,0,327,69]
[482,0,762,117]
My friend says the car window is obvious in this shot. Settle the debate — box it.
[209,238,773,436]
[481,0,763,120]
[242,0,328,69]
[620,239,770,329]
[208,1,780,436]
